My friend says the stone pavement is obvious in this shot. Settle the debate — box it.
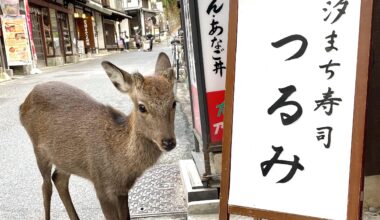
[0,46,195,220]
[2,42,378,220]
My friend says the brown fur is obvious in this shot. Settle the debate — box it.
[19,53,176,220]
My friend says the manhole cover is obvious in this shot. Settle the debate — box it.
[129,164,187,218]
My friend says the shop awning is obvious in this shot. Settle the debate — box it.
[76,1,112,16]
[142,8,161,14]
[125,7,161,15]
[104,8,131,20]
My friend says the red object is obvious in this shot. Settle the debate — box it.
[206,90,225,143]
[24,0,37,63]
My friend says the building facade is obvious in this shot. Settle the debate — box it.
[28,0,78,67]
[73,0,130,55]
[124,0,163,47]
[0,0,130,75]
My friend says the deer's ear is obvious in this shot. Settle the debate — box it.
[102,61,144,93]
[159,68,175,84]
[155,52,171,73]
[154,53,175,84]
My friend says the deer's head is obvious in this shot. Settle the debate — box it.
[102,53,176,152]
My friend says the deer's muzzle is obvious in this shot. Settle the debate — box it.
[161,138,176,151]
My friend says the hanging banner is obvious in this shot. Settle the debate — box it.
[198,0,229,144]
[1,16,32,66]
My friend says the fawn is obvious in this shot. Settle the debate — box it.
[19,53,177,220]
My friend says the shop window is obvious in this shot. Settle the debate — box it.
[49,9,61,56]
[58,13,73,55]
[42,8,54,56]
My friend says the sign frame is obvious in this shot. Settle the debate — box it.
[180,0,224,181]
[219,0,373,219]
[1,15,32,66]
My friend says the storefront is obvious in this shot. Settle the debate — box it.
[29,0,77,67]
[143,10,157,35]
[103,18,117,49]
[125,8,158,38]
[73,1,129,54]
[74,9,96,54]
[103,9,130,50]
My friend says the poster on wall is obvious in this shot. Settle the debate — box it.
[197,0,229,144]
[220,0,373,219]
[1,16,32,66]
[1,0,19,16]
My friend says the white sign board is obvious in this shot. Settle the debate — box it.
[229,1,361,219]
[197,0,229,143]
[198,0,229,93]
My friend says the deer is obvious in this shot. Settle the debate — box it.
[19,52,177,220]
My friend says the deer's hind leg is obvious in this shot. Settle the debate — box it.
[34,152,53,220]
[52,169,79,220]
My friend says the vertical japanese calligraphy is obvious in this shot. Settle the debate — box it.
[198,0,229,143]
[228,1,363,219]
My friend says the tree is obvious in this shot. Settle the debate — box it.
[162,0,180,34]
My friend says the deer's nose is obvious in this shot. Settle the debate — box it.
[162,138,176,151]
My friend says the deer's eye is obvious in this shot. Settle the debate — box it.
[138,104,147,113]
[172,101,177,109]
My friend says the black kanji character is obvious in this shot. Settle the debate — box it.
[325,30,338,52]
[271,34,308,61]
[323,0,349,24]
[319,59,341,79]
[316,126,333,148]
[268,85,303,125]
[314,87,342,116]
[207,0,223,15]
[213,56,226,77]
[209,18,223,36]
[261,146,305,183]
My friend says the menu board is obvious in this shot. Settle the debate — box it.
[1,16,32,66]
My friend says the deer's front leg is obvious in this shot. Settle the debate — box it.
[95,186,119,220]
[116,194,130,220]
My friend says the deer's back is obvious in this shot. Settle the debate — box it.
[20,81,124,179]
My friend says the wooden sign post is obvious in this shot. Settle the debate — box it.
[220,0,373,219]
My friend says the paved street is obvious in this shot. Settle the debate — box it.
[0,44,194,219]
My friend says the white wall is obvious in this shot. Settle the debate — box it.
[110,0,116,9]
[124,0,139,8]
